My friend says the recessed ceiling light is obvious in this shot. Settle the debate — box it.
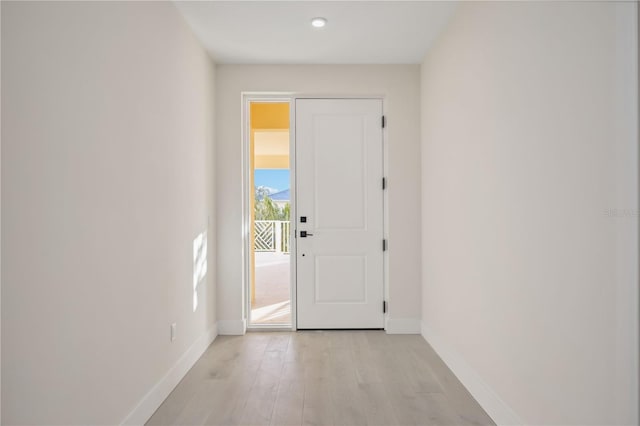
[311,17,327,28]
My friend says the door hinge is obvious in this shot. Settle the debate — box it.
[383,239,387,251]
[383,301,387,313]
[382,177,387,190]
[382,115,386,128]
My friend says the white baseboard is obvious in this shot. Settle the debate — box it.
[421,322,523,426]
[385,317,422,334]
[217,319,246,335]
[121,322,218,425]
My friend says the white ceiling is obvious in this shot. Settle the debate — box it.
[173,1,458,64]
[254,131,290,156]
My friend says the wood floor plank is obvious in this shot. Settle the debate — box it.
[146,360,214,425]
[202,378,253,425]
[371,348,408,385]
[266,333,291,353]
[401,347,445,394]
[302,378,334,426]
[386,379,428,426]
[271,379,304,426]
[239,382,279,426]
[415,393,467,426]
[328,347,356,382]
[364,330,390,349]
[254,349,286,388]
[352,350,381,385]
[328,376,367,426]
[358,382,400,426]
[146,331,495,426]
[172,381,223,426]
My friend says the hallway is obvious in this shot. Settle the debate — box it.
[147,331,494,425]
[2,1,637,424]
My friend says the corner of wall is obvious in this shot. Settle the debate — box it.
[420,322,522,426]
[121,322,218,425]
[217,319,246,336]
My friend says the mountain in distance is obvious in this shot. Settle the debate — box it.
[270,189,290,201]
[255,185,279,195]
[255,186,290,202]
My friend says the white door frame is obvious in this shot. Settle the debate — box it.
[241,93,389,331]
[241,92,296,330]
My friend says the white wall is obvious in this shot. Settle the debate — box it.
[216,65,421,333]
[1,2,216,424]
[1,3,3,420]
[420,2,638,425]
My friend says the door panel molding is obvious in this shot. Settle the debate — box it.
[295,98,385,329]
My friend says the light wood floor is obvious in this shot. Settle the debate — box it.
[147,331,495,426]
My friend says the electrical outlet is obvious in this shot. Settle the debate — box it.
[171,323,177,342]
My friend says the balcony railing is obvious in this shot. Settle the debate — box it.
[254,220,290,253]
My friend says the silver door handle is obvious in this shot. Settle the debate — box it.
[300,231,314,238]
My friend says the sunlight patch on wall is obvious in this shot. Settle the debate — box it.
[193,229,208,312]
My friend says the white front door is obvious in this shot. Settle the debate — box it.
[295,98,384,329]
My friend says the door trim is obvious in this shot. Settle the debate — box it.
[292,95,388,330]
[241,93,389,331]
[241,92,296,331]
